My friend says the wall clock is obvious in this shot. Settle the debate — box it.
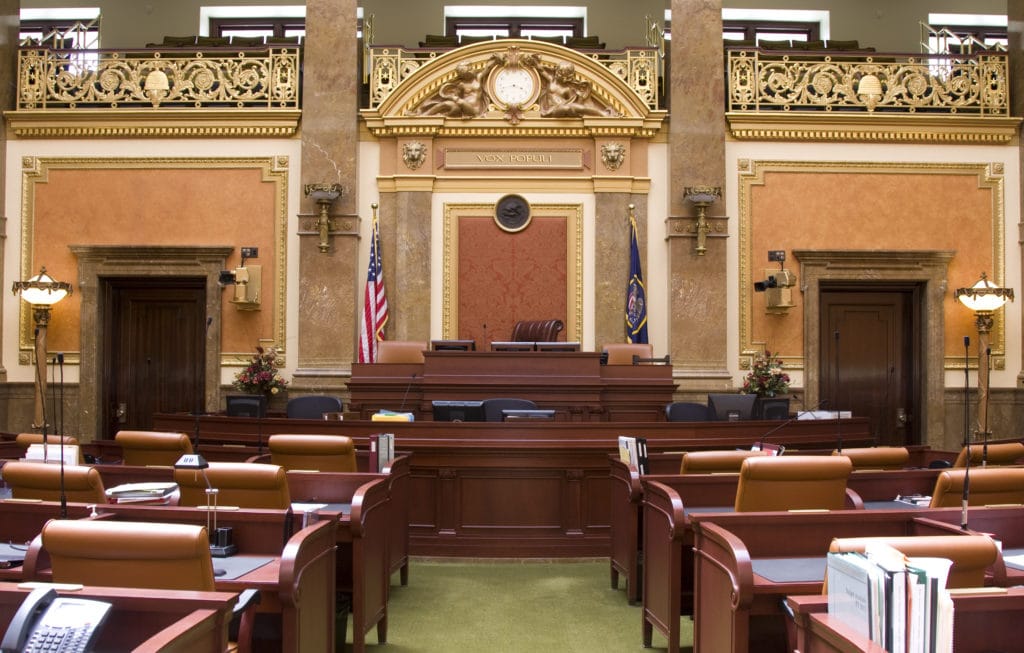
[490,66,540,108]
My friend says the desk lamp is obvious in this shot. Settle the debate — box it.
[174,454,236,556]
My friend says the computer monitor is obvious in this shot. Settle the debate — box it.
[490,341,536,352]
[431,339,476,351]
[502,409,556,421]
[535,342,580,352]
[431,400,486,422]
[706,393,757,421]
[226,394,267,418]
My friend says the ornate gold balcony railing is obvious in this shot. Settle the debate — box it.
[367,43,661,110]
[17,46,301,109]
[727,48,1008,116]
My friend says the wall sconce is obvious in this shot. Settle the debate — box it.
[144,69,170,108]
[856,73,883,112]
[683,186,721,255]
[304,183,343,253]
[955,272,1014,456]
[753,250,796,314]
[217,248,261,310]
[11,267,72,430]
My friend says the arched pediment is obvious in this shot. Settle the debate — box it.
[361,40,666,138]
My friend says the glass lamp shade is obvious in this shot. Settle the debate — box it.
[13,268,71,306]
[683,186,722,205]
[956,274,1014,313]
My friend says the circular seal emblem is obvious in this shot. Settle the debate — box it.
[494,194,531,232]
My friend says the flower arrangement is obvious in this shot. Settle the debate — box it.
[233,345,288,396]
[741,350,790,398]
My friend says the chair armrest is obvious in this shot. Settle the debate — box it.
[844,487,864,509]
[232,588,261,653]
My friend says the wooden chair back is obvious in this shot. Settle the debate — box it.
[953,442,1024,467]
[829,534,1001,589]
[174,461,291,509]
[268,434,357,472]
[375,340,427,364]
[680,449,770,474]
[928,467,1024,508]
[734,455,852,512]
[3,461,106,504]
[115,430,193,467]
[833,446,909,470]
[603,343,654,365]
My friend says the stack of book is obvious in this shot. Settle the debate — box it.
[827,542,954,653]
[104,482,178,504]
[369,433,395,473]
[617,435,648,474]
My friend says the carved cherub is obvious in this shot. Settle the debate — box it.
[535,61,616,118]
[414,53,504,119]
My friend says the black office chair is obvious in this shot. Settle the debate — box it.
[285,395,343,419]
[665,402,710,422]
[482,398,538,422]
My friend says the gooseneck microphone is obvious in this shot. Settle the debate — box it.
[962,335,971,531]
[982,346,991,467]
[834,330,842,454]
[756,399,828,453]
[399,373,418,413]
[193,317,214,453]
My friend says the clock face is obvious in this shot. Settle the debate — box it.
[491,67,537,107]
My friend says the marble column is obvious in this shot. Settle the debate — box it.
[296,0,360,385]
[594,193,648,349]
[0,0,16,381]
[666,0,731,390]
[1008,0,1024,387]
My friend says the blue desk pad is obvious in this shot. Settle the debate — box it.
[0,543,27,565]
[751,556,826,583]
[213,555,274,580]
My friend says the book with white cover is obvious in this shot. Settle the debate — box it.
[826,551,876,641]
[864,542,908,653]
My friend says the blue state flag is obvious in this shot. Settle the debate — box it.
[626,214,648,344]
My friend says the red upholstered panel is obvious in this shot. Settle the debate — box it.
[457,214,567,346]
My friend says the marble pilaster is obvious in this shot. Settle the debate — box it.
[380,190,432,341]
[0,0,16,381]
[668,0,731,387]
[1008,0,1024,387]
[297,0,360,379]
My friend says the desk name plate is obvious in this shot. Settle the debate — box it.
[442,148,585,170]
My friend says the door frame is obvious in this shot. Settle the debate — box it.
[71,245,232,442]
[793,249,954,447]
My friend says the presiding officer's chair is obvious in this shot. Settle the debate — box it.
[734,455,853,512]
[829,534,1004,589]
[375,340,428,364]
[25,519,259,653]
[679,449,770,474]
[510,319,564,342]
[174,461,291,509]
[603,343,654,365]
[2,460,107,504]
[285,395,343,419]
[115,430,193,467]
[832,446,910,470]
[953,441,1024,467]
[268,434,357,472]
[928,467,1024,508]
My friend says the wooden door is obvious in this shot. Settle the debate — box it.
[819,286,920,446]
[101,278,206,438]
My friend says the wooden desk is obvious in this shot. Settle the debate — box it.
[0,500,99,582]
[348,350,676,421]
[681,508,996,653]
[0,584,239,653]
[786,589,1024,653]
[145,414,870,557]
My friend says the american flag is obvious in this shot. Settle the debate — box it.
[358,208,389,362]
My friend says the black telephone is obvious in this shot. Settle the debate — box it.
[1,587,111,653]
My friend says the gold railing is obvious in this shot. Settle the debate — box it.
[16,46,301,110]
[367,43,661,110]
[727,49,1009,117]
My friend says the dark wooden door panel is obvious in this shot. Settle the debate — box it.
[821,288,918,446]
[103,279,206,437]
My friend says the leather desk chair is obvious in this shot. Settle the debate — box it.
[679,449,770,474]
[665,402,711,422]
[832,446,910,470]
[285,395,343,419]
[175,462,291,509]
[375,340,427,364]
[510,319,564,342]
[14,432,83,463]
[481,398,538,422]
[115,430,193,467]
[829,534,1004,589]
[928,467,1024,508]
[2,460,106,504]
[734,455,853,512]
[603,343,654,365]
[268,434,357,472]
[26,519,259,653]
[953,441,1024,467]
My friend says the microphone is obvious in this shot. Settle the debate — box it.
[399,373,418,413]
[482,323,489,351]
[755,399,828,454]
[962,335,971,530]
[982,346,991,467]
[56,353,65,441]
[193,317,214,453]
[834,330,842,454]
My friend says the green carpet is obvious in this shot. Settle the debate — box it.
[346,559,693,652]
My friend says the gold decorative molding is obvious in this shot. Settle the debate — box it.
[442,202,583,343]
[737,160,1005,371]
[5,109,302,138]
[19,157,290,366]
[377,175,650,194]
[727,113,1020,144]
